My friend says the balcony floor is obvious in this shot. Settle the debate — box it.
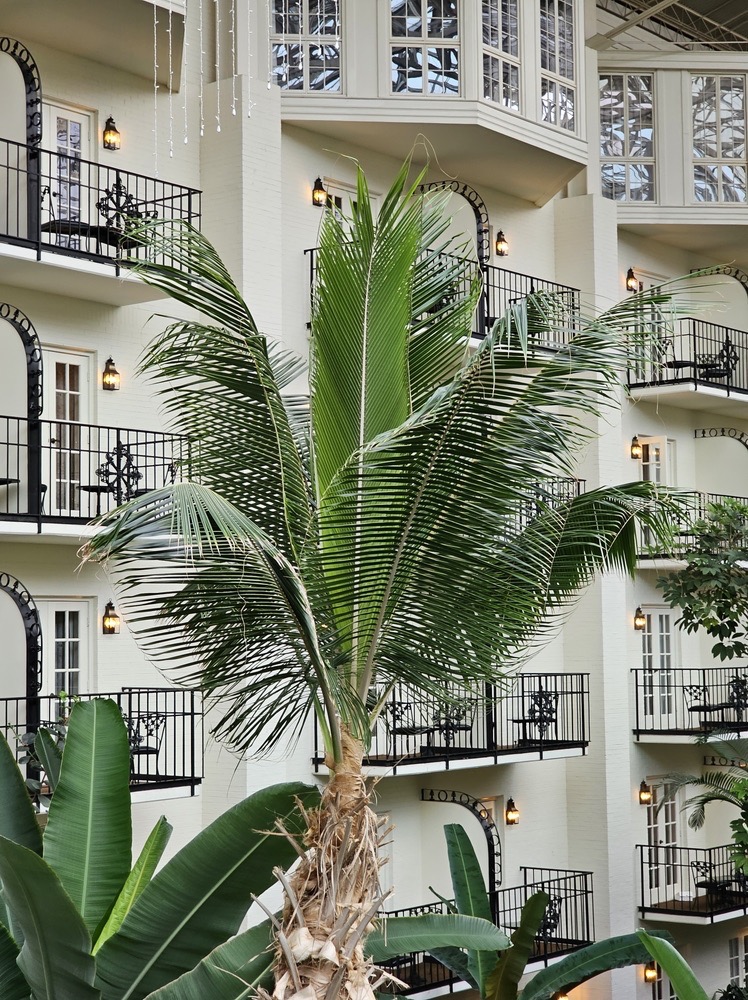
[640,890,748,925]
[629,381,748,418]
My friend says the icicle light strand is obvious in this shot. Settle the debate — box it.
[183,2,189,143]
[266,0,272,89]
[231,0,237,115]
[247,6,253,116]
[215,0,222,131]
[168,5,174,157]
[199,0,205,136]
[153,2,159,176]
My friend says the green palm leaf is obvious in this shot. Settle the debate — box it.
[0,728,42,855]
[43,700,132,937]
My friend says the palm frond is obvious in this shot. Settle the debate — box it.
[138,319,311,562]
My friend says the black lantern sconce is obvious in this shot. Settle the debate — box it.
[312,177,328,207]
[495,230,509,257]
[626,267,642,293]
[103,116,121,151]
[552,994,570,1000]
[634,607,646,631]
[630,435,642,460]
[505,797,520,825]
[102,601,120,635]
[643,962,658,984]
[639,781,653,805]
[102,357,120,391]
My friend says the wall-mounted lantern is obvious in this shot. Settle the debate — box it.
[312,176,327,207]
[103,116,121,151]
[643,962,658,984]
[639,781,653,805]
[102,601,120,635]
[102,357,121,391]
[626,267,642,293]
[630,435,642,460]
[634,607,646,632]
[505,798,520,825]
[495,230,509,257]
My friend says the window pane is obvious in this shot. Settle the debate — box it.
[628,75,654,157]
[601,162,626,200]
[426,46,459,94]
[308,43,341,92]
[273,0,302,34]
[391,46,422,92]
[692,76,718,158]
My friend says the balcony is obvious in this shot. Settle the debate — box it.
[0,416,189,535]
[628,318,748,416]
[632,666,748,742]
[381,868,595,993]
[0,688,203,793]
[305,248,581,344]
[0,138,201,303]
[638,844,748,925]
[313,673,590,775]
[638,490,748,564]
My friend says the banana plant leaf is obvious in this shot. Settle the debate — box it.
[0,835,100,1000]
[0,729,42,855]
[444,823,499,992]
[44,700,132,938]
[638,931,710,1000]
[367,914,509,960]
[426,946,478,990]
[521,931,676,1000]
[484,891,549,1000]
[94,816,173,954]
[35,728,63,792]
[142,921,274,1000]
[94,782,319,1000]
[0,918,27,1000]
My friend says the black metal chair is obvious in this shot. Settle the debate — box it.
[514,690,559,744]
[690,860,731,906]
[683,684,730,728]
[432,698,477,750]
[729,675,748,723]
[538,895,563,940]
[384,701,435,757]
[123,712,167,776]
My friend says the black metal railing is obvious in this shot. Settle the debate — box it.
[0,416,190,523]
[638,844,748,921]
[639,490,748,559]
[304,247,581,343]
[632,666,748,738]
[0,136,200,270]
[381,868,594,993]
[628,318,748,396]
[0,688,203,792]
[313,672,590,773]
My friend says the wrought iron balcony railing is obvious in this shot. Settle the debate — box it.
[632,666,748,739]
[0,136,201,270]
[304,247,581,343]
[628,318,748,396]
[0,416,190,525]
[313,672,590,773]
[638,844,748,922]
[0,688,203,792]
[381,868,594,993]
[639,490,748,559]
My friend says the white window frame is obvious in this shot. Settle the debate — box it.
[269,0,343,94]
[729,934,748,986]
[37,599,95,702]
[691,73,747,204]
[481,0,521,113]
[599,72,656,202]
[389,0,461,97]
[539,0,577,132]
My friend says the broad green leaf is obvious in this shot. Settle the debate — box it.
[0,729,42,855]
[35,728,63,792]
[367,914,509,960]
[444,823,495,992]
[427,946,480,991]
[95,782,319,1000]
[521,931,675,1000]
[0,918,27,1000]
[637,931,709,1000]
[44,700,132,937]
[485,891,549,1000]
[0,836,100,1000]
[142,921,274,1000]
[94,816,173,954]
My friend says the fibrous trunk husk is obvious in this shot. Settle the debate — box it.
[262,727,397,1000]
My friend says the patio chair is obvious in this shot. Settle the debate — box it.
[432,697,477,750]
[690,860,731,906]
[514,690,559,744]
[384,701,435,757]
[123,712,167,775]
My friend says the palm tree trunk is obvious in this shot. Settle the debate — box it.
[272,728,384,1000]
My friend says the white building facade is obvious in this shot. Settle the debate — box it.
[1,1,748,997]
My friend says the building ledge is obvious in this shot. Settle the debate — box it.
[282,97,587,206]
[618,204,748,273]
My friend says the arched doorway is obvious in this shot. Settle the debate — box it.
[0,572,43,732]
[0,304,43,519]
[0,37,43,242]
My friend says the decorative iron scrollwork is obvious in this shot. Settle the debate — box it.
[418,180,491,266]
[421,787,502,893]
[0,572,43,697]
[0,37,43,147]
[0,303,43,418]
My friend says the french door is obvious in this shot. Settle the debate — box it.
[647,781,679,893]
[42,350,91,517]
[37,601,90,718]
[641,608,677,730]
[41,104,92,248]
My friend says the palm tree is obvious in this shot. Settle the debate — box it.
[661,736,748,873]
[84,161,682,1000]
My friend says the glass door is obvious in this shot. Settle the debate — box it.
[647,781,679,894]
[641,608,677,731]
[41,103,92,249]
[42,351,91,517]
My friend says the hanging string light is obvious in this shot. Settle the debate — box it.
[230,0,237,115]
[266,0,272,89]
[199,0,205,135]
[153,1,159,176]
[182,2,189,143]
[168,5,174,157]
[215,0,222,132]
[247,5,254,115]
